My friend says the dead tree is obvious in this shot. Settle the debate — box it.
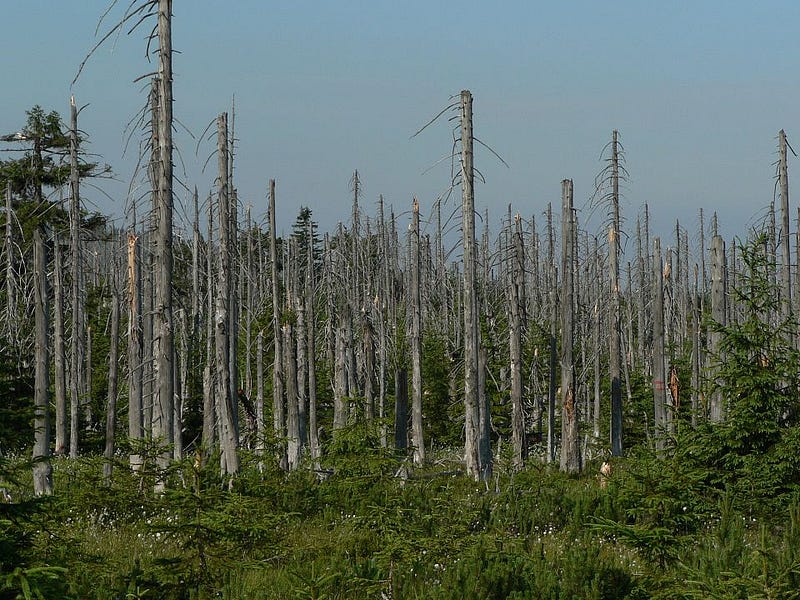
[410,198,425,466]
[269,179,286,467]
[215,113,239,477]
[779,130,792,325]
[509,214,526,468]
[709,235,727,422]
[104,266,121,482]
[560,180,580,473]
[152,0,176,485]
[53,233,67,455]
[652,238,667,452]
[460,90,488,480]
[69,96,83,459]
[32,228,53,496]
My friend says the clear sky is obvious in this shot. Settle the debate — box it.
[2,1,799,249]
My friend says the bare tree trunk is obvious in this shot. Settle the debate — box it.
[69,96,83,459]
[104,279,121,482]
[284,320,300,469]
[460,90,484,480]
[547,203,557,464]
[3,182,15,337]
[53,234,67,456]
[509,214,525,469]
[652,238,667,452]
[269,179,286,467]
[202,198,216,458]
[410,198,425,466]
[127,230,144,469]
[32,228,53,496]
[779,130,792,325]
[153,0,176,486]
[560,180,580,473]
[709,235,727,422]
[609,130,623,457]
[333,317,349,434]
[305,220,320,461]
[215,113,239,477]
[394,368,408,451]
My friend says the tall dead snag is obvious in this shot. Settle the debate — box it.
[509,214,526,469]
[127,230,143,469]
[779,130,792,325]
[69,96,83,459]
[3,182,15,338]
[460,90,487,480]
[609,130,623,457]
[410,198,425,466]
[215,113,239,477]
[546,204,557,463]
[202,199,216,458]
[53,234,67,455]
[152,0,175,484]
[269,179,286,467]
[652,238,667,452]
[104,268,121,482]
[709,235,727,422]
[305,219,320,461]
[32,228,53,496]
[560,179,580,474]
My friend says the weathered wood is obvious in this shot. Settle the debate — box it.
[153,0,175,484]
[460,90,486,480]
[269,179,286,466]
[410,198,425,466]
[104,276,121,482]
[560,180,580,473]
[69,96,83,459]
[53,233,67,455]
[32,227,52,495]
[779,130,792,324]
[609,130,623,457]
[709,235,727,422]
[652,238,667,452]
[509,213,525,468]
[215,113,239,477]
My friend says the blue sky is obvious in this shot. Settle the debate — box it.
[2,1,799,249]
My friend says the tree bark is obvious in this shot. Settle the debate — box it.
[509,214,525,469]
[560,180,580,473]
[153,0,176,487]
[460,90,485,480]
[652,238,667,452]
[104,280,121,482]
[69,96,83,459]
[32,227,53,496]
[410,198,425,466]
[709,235,727,422]
[53,233,67,455]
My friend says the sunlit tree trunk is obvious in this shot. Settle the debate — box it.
[32,228,53,496]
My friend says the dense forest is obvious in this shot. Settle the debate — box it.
[3,2,800,599]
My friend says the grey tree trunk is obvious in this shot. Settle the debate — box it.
[652,238,667,452]
[560,179,580,474]
[269,179,286,467]
[202,197,216,458]
[709,235,727,422]
[153,0,176,486]
[609,130,623,457]
[284,320,300,470]
[394,368,408,450]
[215,113,239,477]
[3,182,15,337]
[32,228,53,496]
[104,280,121,482]
[779,130,792,325]
[69,96,83,459]
[305,219,320,461]
[127,231,144,469]
[53,234,67,455]
[547,203,557,464]
[509,214,525,469]
[460,90,484,480]
[410,198,425,466]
